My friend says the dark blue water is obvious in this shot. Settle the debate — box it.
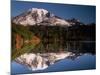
[11,54,96,74]
[11,61,32,75]
[44,54,96,72]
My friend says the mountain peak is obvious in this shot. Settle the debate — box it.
[12,8,70,26]
[29,8,48,13]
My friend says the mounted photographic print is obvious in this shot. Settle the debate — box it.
[11,0,96,74]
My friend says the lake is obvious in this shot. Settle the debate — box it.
[11,53,96,74]
[11,40,96,74]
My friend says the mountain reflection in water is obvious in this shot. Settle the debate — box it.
[11,53,96,74]
[11,41,96,74]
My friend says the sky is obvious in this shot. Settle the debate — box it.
[11,0,96,24]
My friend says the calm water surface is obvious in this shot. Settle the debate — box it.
[11,54,96,74]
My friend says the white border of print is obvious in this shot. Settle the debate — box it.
[0,0,98,75]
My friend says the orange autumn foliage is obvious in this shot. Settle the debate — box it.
[15,34,23,49]
[15,34,40,49]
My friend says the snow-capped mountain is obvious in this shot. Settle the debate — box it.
[12,8,70,26]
